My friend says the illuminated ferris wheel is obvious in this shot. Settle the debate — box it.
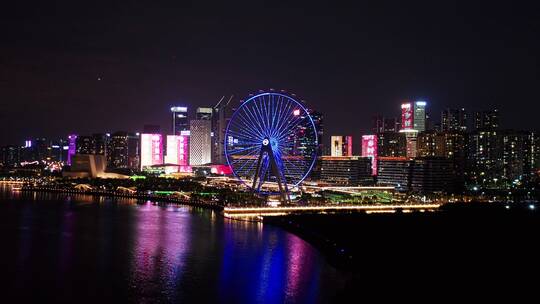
[224,92,318,201]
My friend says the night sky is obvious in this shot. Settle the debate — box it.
[1,1,539,149]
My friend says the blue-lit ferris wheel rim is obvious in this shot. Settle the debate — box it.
[224,92,318,191]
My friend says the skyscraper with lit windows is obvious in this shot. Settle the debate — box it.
[108,132,140,170]
[171,106,189,135]
[441,108,467,132]
[189,120,211,165]
[413,101,427,132]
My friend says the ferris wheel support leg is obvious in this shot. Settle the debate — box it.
[257,159,270,193]
[252,150,265,190]
[268,151,290,205]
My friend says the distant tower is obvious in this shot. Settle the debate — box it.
[108,132,140,170]
[413,101,427,132]
[171,106,189,135]
[190,121,212,166]
[475,109,499,131]
[196,107,213,120]
[441,108,467,132]
[67,134,77,165]
[212,96,234,164]
[189,107,213,165]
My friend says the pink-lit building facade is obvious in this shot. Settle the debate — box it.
[361,135,378,176]
[140,134,163,170]
[165,135,189,166]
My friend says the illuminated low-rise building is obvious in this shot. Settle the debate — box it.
[377,157,413,191]
[319,156,373,185]
[410,157,454,193]
[378,156,455,193]
[63,154,128,179]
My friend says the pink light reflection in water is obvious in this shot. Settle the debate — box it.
[129,202,191,298]
[284,233,315,301]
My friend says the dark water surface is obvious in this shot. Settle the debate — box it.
[0,186,349,303]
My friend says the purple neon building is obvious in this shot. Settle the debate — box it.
[67,134,77,165]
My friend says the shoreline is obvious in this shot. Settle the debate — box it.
[18,186,224,211]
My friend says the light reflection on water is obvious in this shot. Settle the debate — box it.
[0,188,347,303]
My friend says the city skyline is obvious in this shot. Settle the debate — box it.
[0,99,527,155]
[2,3,539,302]
[2,2,540,147]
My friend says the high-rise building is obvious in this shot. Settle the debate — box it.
[384,117,400,132]
[372,115,384,133]
[75,134,109,156]
[165,135,189,166]
[67,134,77,165]
[196,107,213,120]
[320,156,373,185]
[405,133,418,158]
[441,108,467,132]
[413,101,427,132]
[108,132,140,170]
[76,136,96,154]
[330,136,352,157]
[372,116,399,133]
[400,102,414,131]
[171,106,189,135]
[468,129,503,187]
[400,100,427,132]
[377,132,407,157]
[501,130,540,182]
[475,110,499,131]
[212,96,234,164]
[189,119,212,165]
[18,138,49,163]
[468,128,539,188]
[361,135,378,175]
[307,110,324,180]
[0,145,19,167]
[93,133,109,156]
[49,139,68,163]
[526,131,540,175]
[140,134,163,170]
[310,110,324,157]
[417,130,468,190]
